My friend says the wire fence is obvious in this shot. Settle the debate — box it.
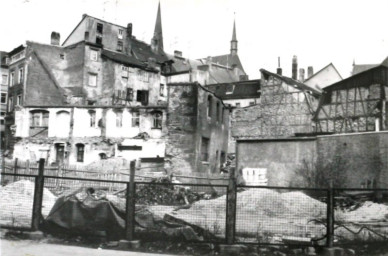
[1,159,388,247]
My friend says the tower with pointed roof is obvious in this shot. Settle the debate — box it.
[151,2,164,53]
[230,18,238,56]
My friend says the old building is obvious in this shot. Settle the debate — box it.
[1,51,8,149]
[303,63,342,89]
[166,82,230,175]
[313,57,388,133]
[232,68,321,140]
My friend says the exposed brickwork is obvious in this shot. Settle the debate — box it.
[232,73,318,139]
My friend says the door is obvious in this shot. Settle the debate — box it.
[56,144,65,164]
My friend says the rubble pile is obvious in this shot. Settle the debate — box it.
[134,177,205,206]
[0,180,57,227]
[342,201,388,222]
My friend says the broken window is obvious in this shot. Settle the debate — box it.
[76,144,85,162]
[88,110,96,127]
[117,41,123,52]
[96,23,103,34]
[96,35,102,45]
[136,90,149,106]
[152,111,162,129]
[30,110,49,127]
[88,73,97,86]
[1,92,7,104]
[90,49,98,61]
[207,95,212,118]
[201,137,210,162]
[131,111,140,127]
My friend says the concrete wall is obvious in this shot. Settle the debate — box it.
[317,131,388,188]
[236,138,317,186]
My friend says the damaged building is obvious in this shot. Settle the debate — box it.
[4,4,237,175]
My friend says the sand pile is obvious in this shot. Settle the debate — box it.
[342,201,388,222]
[0,180,57,227]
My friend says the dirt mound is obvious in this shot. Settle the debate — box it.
[0,180,57,227]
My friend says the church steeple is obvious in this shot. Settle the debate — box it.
[230,17,238,56]
[151,1,163,53]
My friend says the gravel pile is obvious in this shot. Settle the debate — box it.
[0,180,57,227]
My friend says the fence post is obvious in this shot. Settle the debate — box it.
[326,186,334,247]
[226,167,237,244]
[125,160,136,240]
[13,158,18,182]
[32,158,45,230]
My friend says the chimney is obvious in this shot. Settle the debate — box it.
[292,55,298,80]
[307,66,314,78]
[84,31,89,41]
[125,23,133,55]
[51,32,60,46]
[206,56,213,69]
[174,50,182,58]
[276,57,282,75]
[299,68,305,82]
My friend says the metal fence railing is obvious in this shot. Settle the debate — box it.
[1,159,388,248]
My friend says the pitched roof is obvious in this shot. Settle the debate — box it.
[130,38,169,64]
[101,49,145,69]
[208,54,245,73]
[352,64,379,75]
[206,79,261,100]
[208,65,241,84]
[260,69,322,96]
[304,63,343,83]
[381,56,388,67]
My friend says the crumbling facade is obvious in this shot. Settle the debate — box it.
[1,51,8,149]
[166,82,230,175]
[232,69,321,140]
[313,57,388,133]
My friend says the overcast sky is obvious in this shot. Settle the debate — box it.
[1,0,387,79]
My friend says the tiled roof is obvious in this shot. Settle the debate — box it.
[381,56,388,68]
[352,64,379,75]
[130,38,169,64]
[101,49,145,68]
[208,66,240,84]
[206,79,261,100]
[210,54,245,73]
[260,69,322,96]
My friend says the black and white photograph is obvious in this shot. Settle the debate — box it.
[1,0,388,255]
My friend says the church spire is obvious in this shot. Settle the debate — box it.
[230,15,238,56]
[151,1,163,53]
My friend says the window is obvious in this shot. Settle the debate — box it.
[0,120,4,125]
[137,70,149,82]
[249,101,255,106]
[76,144,85,162]
[60,54,65,60]
[30,110,49,127]
[201,137,210,162]
[1,93,7,104]
[122,77,128,85]
[131,111,140,127]
[18,68,24,84]
[136,90,149,105]
[216,101,220,122]
[207,95,212,118]
[225,84,235,94]
[236,102,241,107]
[122,65,129,77]
[126,88,133,101]
[90,49,98,61]
[96,36,102,45]
[88,110,96,127]
[116,111,123,127]
[152,111,162,129]
[88,73,97,86]
[0,111,5,117]
[221,107,224,123]
[8,97,13,111]
[96,23,103,34]
[99,153,107,159]
[16,95,22,106]
[117,41,123,52]
[118,29,123,39]
[2,74,8,85]
[160,84,165,96]
[10,72,14,86]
